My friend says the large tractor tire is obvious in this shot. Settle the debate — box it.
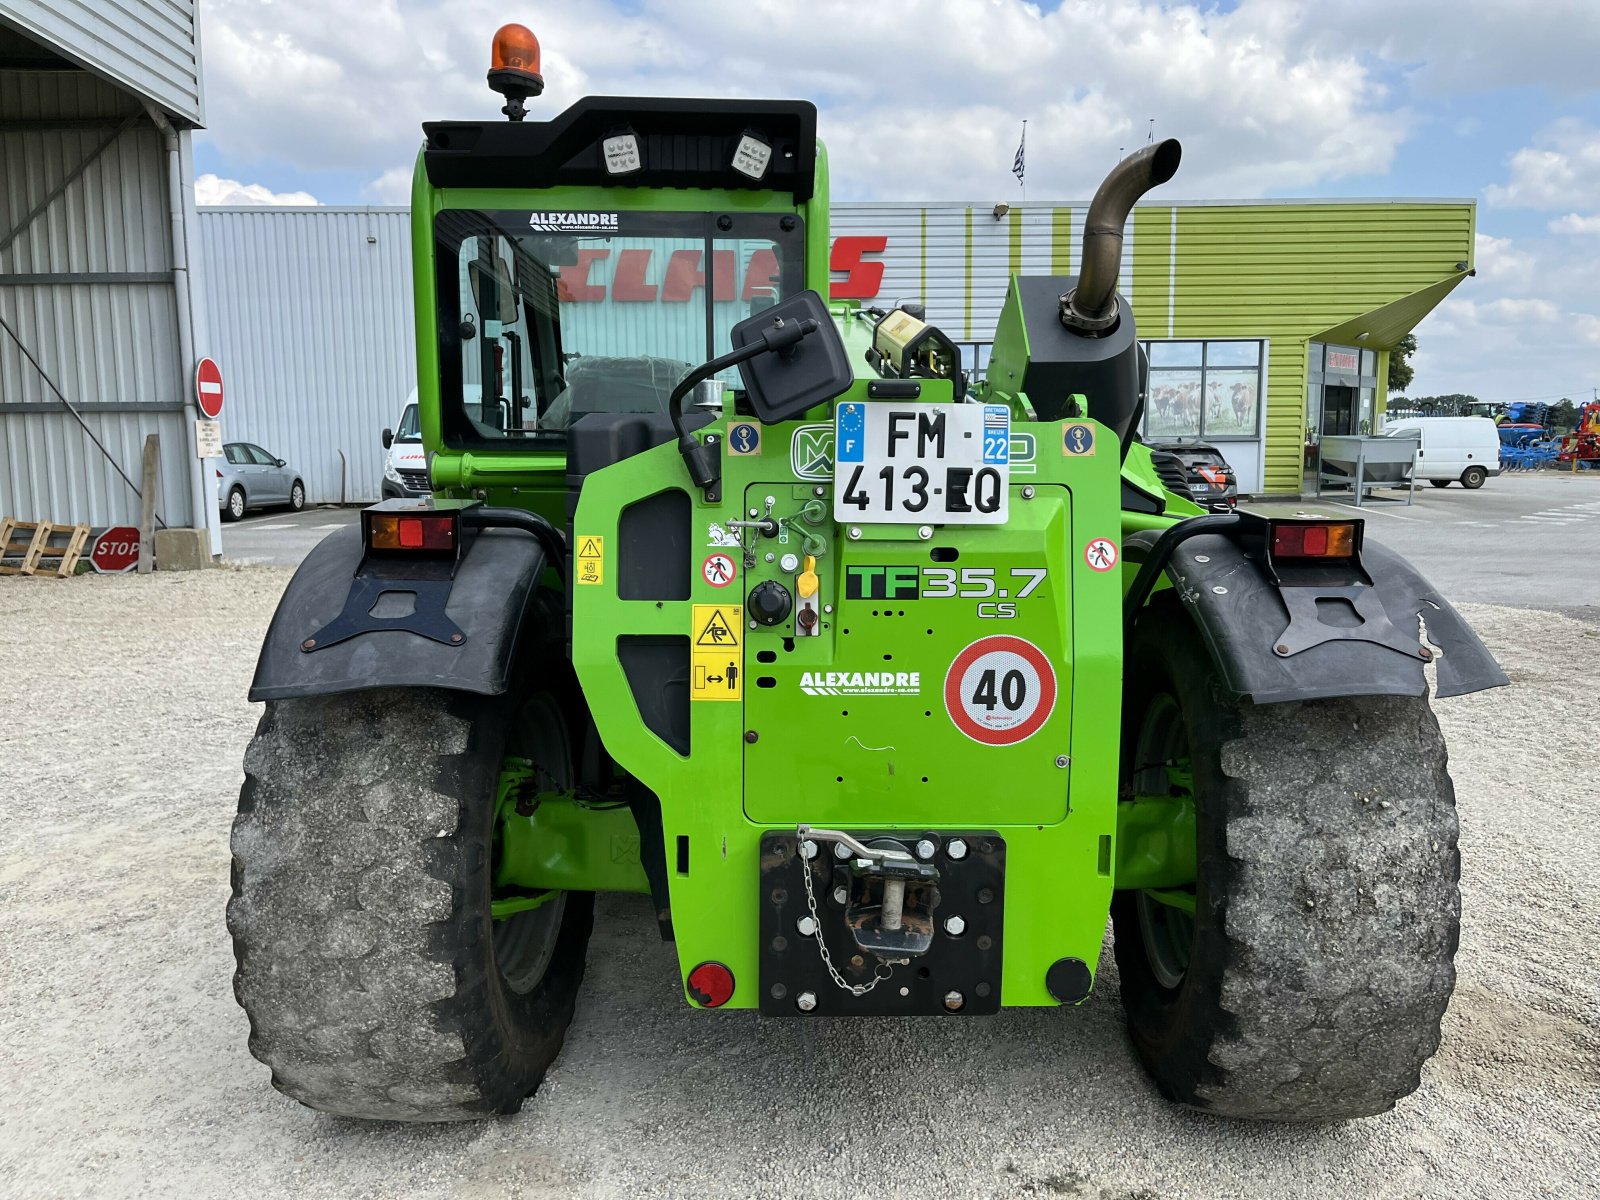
[228,687,593,1121]
[1112,601,1460,1121]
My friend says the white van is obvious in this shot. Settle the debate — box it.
[381,390,429,499]
[1383,416,1502,489]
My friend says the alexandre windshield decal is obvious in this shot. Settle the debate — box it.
[527,211,621,233]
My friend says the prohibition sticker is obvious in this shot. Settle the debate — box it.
[1083,537,1118,572]
[702,552,737,587]
[944,635,1057,746]
[576,535,604,585]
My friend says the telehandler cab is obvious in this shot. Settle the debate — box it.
[228,22,1508,1123]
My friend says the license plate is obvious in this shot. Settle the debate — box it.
[833,402,1010,525]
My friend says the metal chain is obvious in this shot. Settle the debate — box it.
[798,839,897,996]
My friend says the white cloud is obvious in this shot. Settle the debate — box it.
[1572,314,1600,345]
[1404,228,1600,403]
[1548,212,1600,235]
[363,167,413,206]
[1472,232,1534,290]
[1249,0,1600,97]
[197,0,1407,203]
[194,173,318,206]
[1486,118,1600,209]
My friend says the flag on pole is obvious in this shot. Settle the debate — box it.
[1012,121,1026,186]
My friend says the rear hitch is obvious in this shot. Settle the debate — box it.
[798,825,940,958]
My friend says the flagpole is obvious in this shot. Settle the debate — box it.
[1021,119,1027,202]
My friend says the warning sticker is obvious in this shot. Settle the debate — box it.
[702,552,737,588]
[944,635,1058,746]
[1083,537,1118,572]
[576,535,604,585]
[1062,423,1097,456]
[692,604,743,702]
[727,422,761,455]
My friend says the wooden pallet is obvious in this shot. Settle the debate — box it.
[0,519,90,577]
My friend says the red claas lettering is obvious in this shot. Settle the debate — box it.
[828,235,887,300]
[553,239,888,303]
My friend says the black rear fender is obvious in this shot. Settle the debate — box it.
[1126,525,1508,704]
[249,524,555,702]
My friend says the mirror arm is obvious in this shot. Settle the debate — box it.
[670,341,769,493]
[670,317,823,494]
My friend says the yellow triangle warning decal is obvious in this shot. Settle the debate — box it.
[696,608,738,647]
[577,536,603,559]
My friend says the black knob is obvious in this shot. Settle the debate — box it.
[748,580,793,627]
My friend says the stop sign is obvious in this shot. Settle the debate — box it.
[90,525,141,573]
[195,356,224,419]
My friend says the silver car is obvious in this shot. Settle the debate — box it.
[217,442,306,522]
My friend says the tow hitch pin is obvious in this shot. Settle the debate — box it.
[882,879,906,931]
[795,825,913,864]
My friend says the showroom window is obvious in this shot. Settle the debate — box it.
[1140,340,1265,441]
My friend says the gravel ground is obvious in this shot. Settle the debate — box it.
[1,567,1597,1199]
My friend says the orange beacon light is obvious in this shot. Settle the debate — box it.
[488,23,544,120]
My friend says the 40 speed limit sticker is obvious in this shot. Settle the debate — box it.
[944,635,1058,746]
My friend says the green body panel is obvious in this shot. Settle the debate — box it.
[498,797,652,896]
[569,406,1127,1008]
[1114,796,1197,891]
[408,120,1205,1010]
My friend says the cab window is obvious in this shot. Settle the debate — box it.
[434,209,804,448]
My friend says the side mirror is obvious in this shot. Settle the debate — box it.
[276,458,287,468]
[731,290,851,424]
[382,428,394,449]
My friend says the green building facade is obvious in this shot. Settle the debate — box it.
[830,198,1475,495]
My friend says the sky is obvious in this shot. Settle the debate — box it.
[191,0,1600,404]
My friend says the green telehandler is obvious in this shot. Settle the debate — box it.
[227,22,1508,1124]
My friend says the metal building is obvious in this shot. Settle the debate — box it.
[200,196,1470,500]
[198,207,415,505]
[0,2,218,551]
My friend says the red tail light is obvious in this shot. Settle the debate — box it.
[365,508,458,555]
[1270,521,1356,558]
[687,961,735,1008]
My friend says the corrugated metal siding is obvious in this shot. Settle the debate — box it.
[1163,202,1474,491]
[3,407,191,525]
[199,207,415,504]
[830,202,1131,342]
[0,0,202,123]
[0,60,191,527]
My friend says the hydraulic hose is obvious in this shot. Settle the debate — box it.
[466,505,567,582]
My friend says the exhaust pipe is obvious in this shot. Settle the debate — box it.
[1061,138,1182,333]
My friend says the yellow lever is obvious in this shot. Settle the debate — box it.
[797,554,819,599]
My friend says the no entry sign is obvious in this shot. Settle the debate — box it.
[195,357,224,419]
[89,525,141,573]
[944,635,1058,746]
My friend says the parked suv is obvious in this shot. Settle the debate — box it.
[382,395,430,498]
[1147,440,1239,510]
